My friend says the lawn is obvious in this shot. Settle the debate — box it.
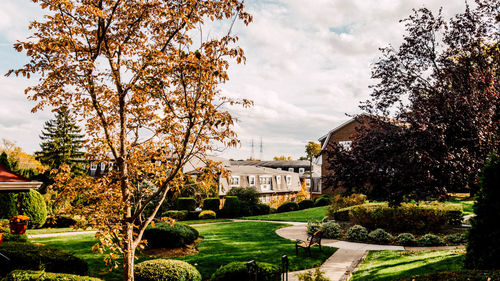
[240,206,328,222]
[32,221,335,280]
[180,219,231,225]
[351,249,465,281]
[26,227,89,235]
[446,199,474,215]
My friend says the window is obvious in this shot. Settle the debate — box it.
[230,176,240,187]
[276,175,281,185]
[90,163,97,170]
[285,175,292,186]
[305,179,311,188]
[100,163,106,170]
[259,176,272,191]
[261,194,270,203]
[288,168,294,172]
[298,168,305,174]
[339,141,352,151]
[277,168,282,171]
[248,175,256,187]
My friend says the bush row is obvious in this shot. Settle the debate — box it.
[135,259,201,281]
[331,202,462,233]
[395,270,500,281]
[5,270,101,281]
[210,261,280,281]
[0,190,48,229]
[143,222,199,249]
[306,222,466,246]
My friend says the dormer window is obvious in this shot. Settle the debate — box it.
[90,163,97,170]
[249,175,256,187]
[276,175,281,185]
[108,163,113,171]
[259,176,272,191]
[285,175,292,186]
[298,168,305,174]
[100,163,106,170]
[288,168,294,172]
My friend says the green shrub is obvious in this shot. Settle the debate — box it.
[298,200,315,210]
[334,202,462,233]
[0,193,17,219]
[0,242,88,276]
[220,196,241,218]
[418,234,445,246]
[270,207,277,214]
[202,198,220,212]
[466,153,500,269]
[394,270,500,281]
[321,222,342,239]
[296,268,330,281]
[327,193,367,218]
[314,196,331,207]
[43,215,77,228]
[162,210,188,221]
[396,233,417,246]
[332,208,350,221]
[227,187,259,206]
[252,204,271,215]
[2,233,28,242]
[135,259,201,281]
[445,233,467,245]
[307,221,322,235]
[210,261,280,281]
[199,210,216,219]
[17,190,48,229]
[177,197,197,211]
[368,228,393,244]
[186,211,202,220]
[277,201,299,213]
[346,225,368,242]
[143,222,199,249]
[5,270,102,281]
[239,202,253,216]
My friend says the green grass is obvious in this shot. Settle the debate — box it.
[446,199,475,215]
[351,250,465,281]
[26,227,89,235]
[240,206,328,222]
[32,221,335,280]
[180,219,231,225]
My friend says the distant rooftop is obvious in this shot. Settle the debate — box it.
[229,160,311,168]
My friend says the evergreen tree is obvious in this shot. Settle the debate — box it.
[35,107,85,175]
[465,153,500,269]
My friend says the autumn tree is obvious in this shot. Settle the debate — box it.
[35,106,85,176]
[8,1,252,280]
[305,141,320,196]
[273,155,293,161]
[325,1,499,205]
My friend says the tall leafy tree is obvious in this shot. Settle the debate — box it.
[325,0,499,205]
[8,1,252,280]
[35,107,85,175]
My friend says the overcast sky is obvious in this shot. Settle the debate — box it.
[0,0,468,160]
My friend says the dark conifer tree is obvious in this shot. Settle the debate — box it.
[35,107,85,176]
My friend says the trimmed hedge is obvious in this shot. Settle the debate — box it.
[43,215,77,228]
[177,197,197,211]
[202,198,220,212]
[17,190,48,229]
[346,225,368,242]
[277,201,299,213]
[396,233,418,246]
[333,202,462,233]
[418,234,445,246]
[135,259,201,281]
[321,222,342,239]
[162,210,188,221]
[0,193,17,219]
[210,261,280,281]
[143,222,199,249]
[5,270,102,281]
[314,195,331,207]
[199,210,216,219]
[307,221,322,235]
[298,199,314,210]
[220,196,241,218]
[368,228,393,244]
[395,270,500,281]
[327,194,367,217]
[186,211,202,220]
[0,242,88,276]
[252,204,271,216]
[2,233,28,242]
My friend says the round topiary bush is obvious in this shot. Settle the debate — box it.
[0,193,17,219]
[277,201,299,213]
[135,259,201,281]
[220,196,241,218]
[395,233,418,246]
[177,197,197,211]
[298,199,314,210]
[321,222,342,239]
[314,196,331,207]
[346,225,368,242]
[210,261,280,281]
[6,270,102,281]
[199,210,216,219]
[143,222,199,249]
[368,228,393,244]
[17,190,47,229]
[419,234,445,246]
[202,198,220,212]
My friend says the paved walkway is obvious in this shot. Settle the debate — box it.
[28,230,97,239]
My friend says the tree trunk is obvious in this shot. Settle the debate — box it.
[123,224,135,281]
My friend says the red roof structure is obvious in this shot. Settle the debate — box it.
[0,164,42,192]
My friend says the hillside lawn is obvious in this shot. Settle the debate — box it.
[240,206,328,222]
[32,221,335,280]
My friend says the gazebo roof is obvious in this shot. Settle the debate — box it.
[0,164,42,192]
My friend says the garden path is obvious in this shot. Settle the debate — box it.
[28,230,97,239]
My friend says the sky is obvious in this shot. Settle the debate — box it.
[0,0,468,160]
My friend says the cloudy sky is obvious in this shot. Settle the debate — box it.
[0,0,468,160]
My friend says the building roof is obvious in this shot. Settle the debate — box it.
[0,164,42,191]
[228,165,299,175]
[229,160,310,168]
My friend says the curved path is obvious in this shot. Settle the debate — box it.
[272,222,464,281]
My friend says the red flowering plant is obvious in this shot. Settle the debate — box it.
[10,215,29,224]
